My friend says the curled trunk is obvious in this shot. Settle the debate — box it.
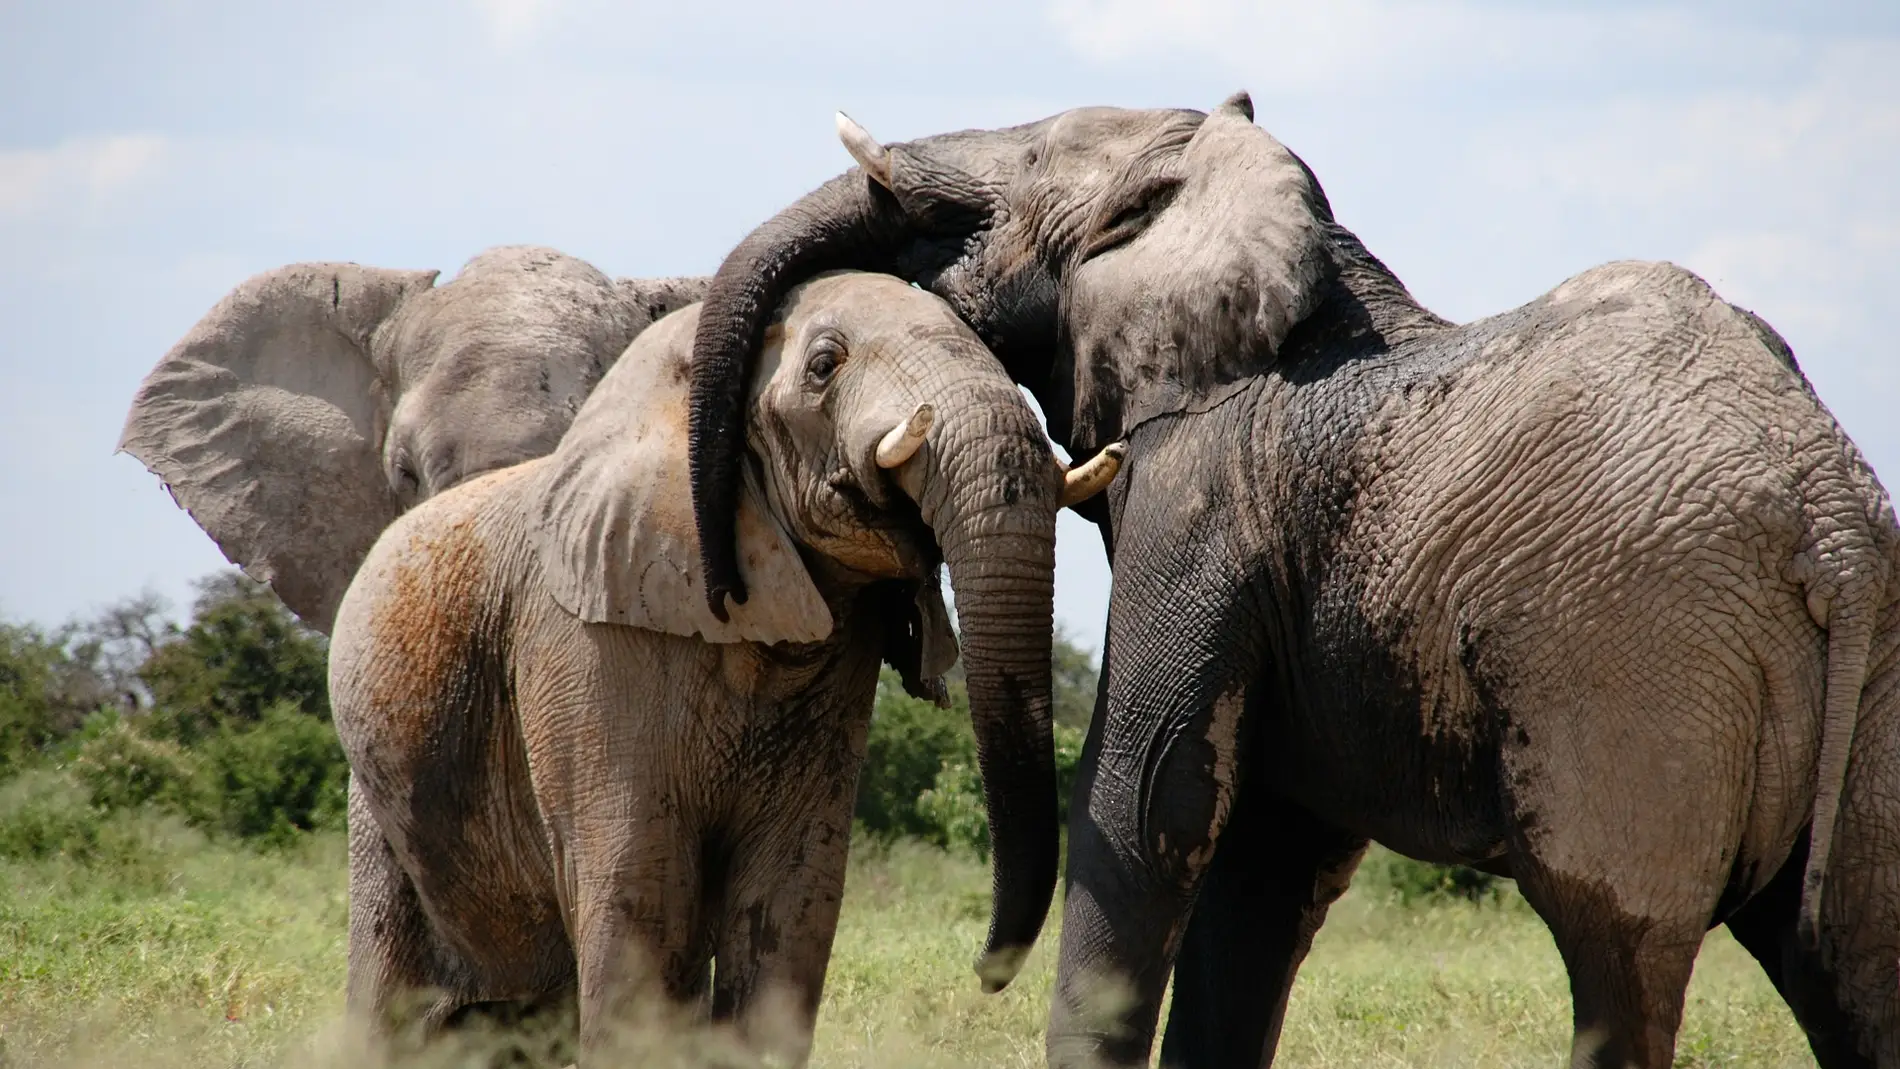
[689,173,907,618]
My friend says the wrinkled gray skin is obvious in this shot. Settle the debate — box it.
[328,273,1067,1066]
[119,245,705,632]
[685,95,1900,1068]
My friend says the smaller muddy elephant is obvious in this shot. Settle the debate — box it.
[119,245,705,632]
[328,272,1121,1064]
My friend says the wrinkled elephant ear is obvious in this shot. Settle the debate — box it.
[1064,93,1336,444]
[119,262,439,632]
[528,306,832,644]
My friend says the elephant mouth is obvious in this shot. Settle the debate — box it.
[812,474,939,580]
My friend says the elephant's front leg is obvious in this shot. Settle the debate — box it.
[1047,499,1267,1067]
[709,774,861,1066]
[566,813,712,1057]
[1158,791,1367,1069]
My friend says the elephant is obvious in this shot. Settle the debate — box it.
[118,244,706,633]
[326,271,1123,1064]
[679,94,1900,1068]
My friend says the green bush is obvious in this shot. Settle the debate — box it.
[914,722,1085,858]
[195,702,349,844]
[70,712,205,815]
[856,673,977,839]
[0,626,59,775]
[1365,849,1505,905]
[0,770,105,859]
[916,759,987,854]
[141,573,329,744]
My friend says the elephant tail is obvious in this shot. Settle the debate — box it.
[1797,543,1888,949]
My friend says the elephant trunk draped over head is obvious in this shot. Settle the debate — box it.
[683,94,1900,1069]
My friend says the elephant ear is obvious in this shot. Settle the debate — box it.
[915,576,959,680]
[528,305,832,644]
[119,262,439,633]
[1063,93,1335,448]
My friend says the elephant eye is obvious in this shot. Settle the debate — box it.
[391,460,420,499]
[1083,175,1184,261]
[805,340,845,388]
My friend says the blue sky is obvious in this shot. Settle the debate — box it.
[3,1,1896,647]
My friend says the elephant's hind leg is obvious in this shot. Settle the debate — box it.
[346,778,468,1038]
[1731,605,1900,1067]
[1724,829,1876,1068]
[1513,861,1708,1069]
[1157,792,1366,1069]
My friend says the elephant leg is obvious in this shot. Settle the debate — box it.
[1730,608,1900,1068]
[1724,829,1876,1068]
[345,777,468,1037]
[1529,899,1703,1069]
[1158,793,1366,1069]
[1512,838,1717,1069]
[1048,588,1264,1063]
[709,796,858,1065]
[569,836,711,1057]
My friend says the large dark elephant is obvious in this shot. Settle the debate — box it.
[680,95,1900,1068]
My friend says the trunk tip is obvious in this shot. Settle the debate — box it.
[975,944,1031,993]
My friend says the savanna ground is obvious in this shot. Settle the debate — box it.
[0,817,1816,1069]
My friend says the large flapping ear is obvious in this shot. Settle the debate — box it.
[119,262,439,633]
[1064,91,1335,446]
[528,306,832,644]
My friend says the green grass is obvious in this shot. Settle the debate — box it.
[0,822,1816,1068]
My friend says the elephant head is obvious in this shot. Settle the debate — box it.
[531,272,1121,993]
[686,92,1351,613]
[120,245,705,632]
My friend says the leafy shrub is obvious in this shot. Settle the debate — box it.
[915,722,1085,858]
[856,658,1093,856]
[70,712,205,815]
[916,760,987,855]
[0,770,104,859]
[856,674,977,839]
[142,573,329,744]
[0,625,63,775]
[1365,849,1505,905]
[195,702,349,844]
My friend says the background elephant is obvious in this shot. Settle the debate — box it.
[329,271,1118,1063]
[681,97,1900,1068]
[119,245,706,632]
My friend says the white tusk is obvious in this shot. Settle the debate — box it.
[875,403,934,468]
[836,111,893,190]
[1059,442,1127,507]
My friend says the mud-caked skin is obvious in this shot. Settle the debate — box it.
[685,94,1900,1069]
[328,274,1085,1065]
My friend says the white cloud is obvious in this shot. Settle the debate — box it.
[0,134,168,220]
[472,0,562,48]
[1467,39,1900,346]
[1043,0,1785,95]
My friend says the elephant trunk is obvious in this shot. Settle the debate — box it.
[912,378,1062,993]
[689,172,909,619]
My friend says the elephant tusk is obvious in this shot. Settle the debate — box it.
[875,403,934,468]
[1059,442,1127,507]
[836,111,893,190]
